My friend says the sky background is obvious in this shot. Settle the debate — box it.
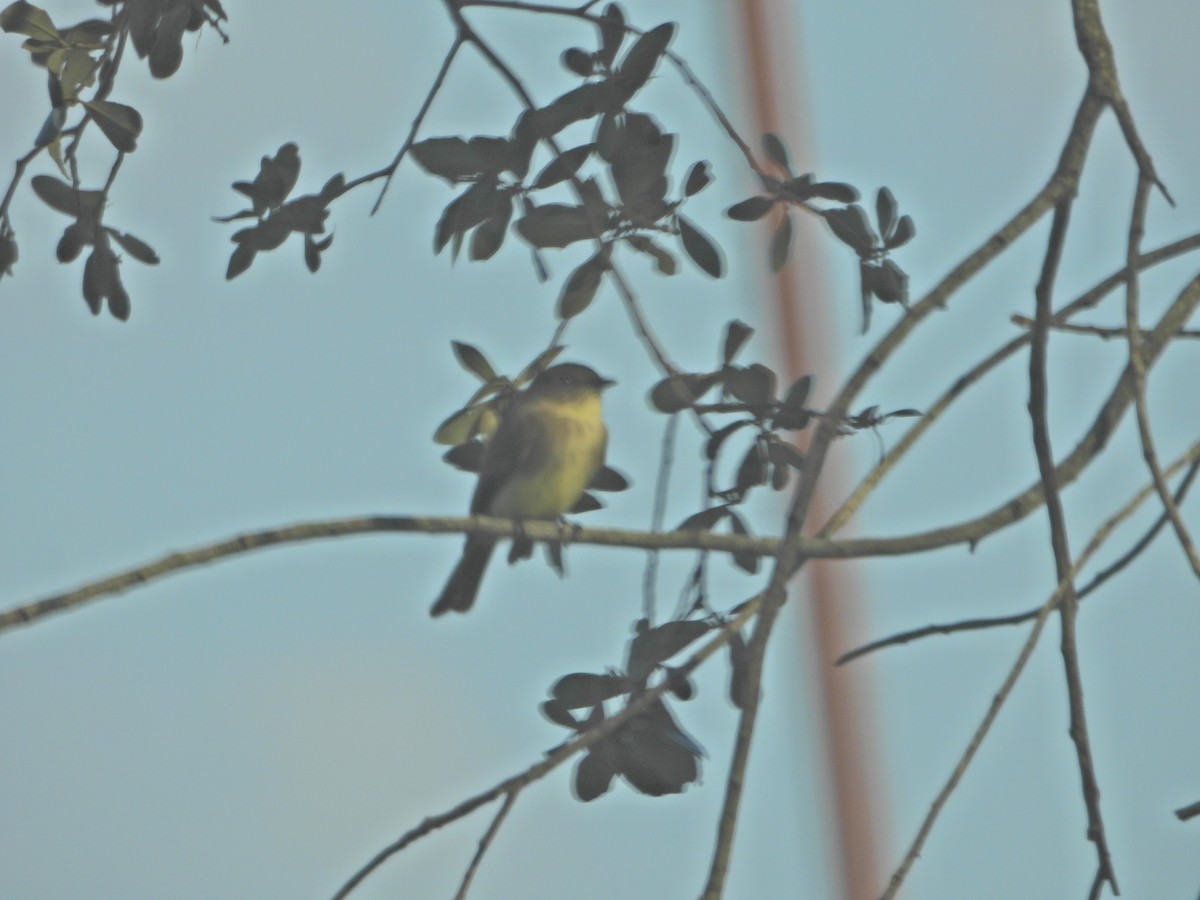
[2,2,1199,899]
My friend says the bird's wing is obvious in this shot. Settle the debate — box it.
[469,403,547,515]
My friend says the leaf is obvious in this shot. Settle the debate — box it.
[514,203,595,249]
[727,513,759,573]
[303,234,321,272]
[557,253,607,319]
[614,21,674,100]
[886,214,915,250]
[225,242,256,280]
[608,113,673,217]
[770,211,792,271]
[684,160,711,197]
[561,46,593,77]
[552,672,629,709]
[0,232,18,276]
[735,442,768,493]
[649,372,716,413]
[105,229,159,264]
[727,629,754,709]
[705,418,754,461]
[615,699,701,796]
[810,181,859,203]
[56,222,85,262]
[761,132,790,171]
[469,195,513,261]
[677,215,722,278]
[726,195,774,221]
[533,82,612,137]
[30,174,101,218]
[674,505,728,532]
[876,186,897,242]
[33,105,65,148]
[411,136,498,183]
[721,319,753,365]
[0,1,60,42]
[442,440,484,473]
[433,404,486,445]
[569,492,603,514]
[451,341,496,382]
[723,364,775,407]
[435,180,503,254]
[771,375,812,430]
[574,744,618,802]
[596,3,625,69]
[628,620,712,678]
[589,465,630,491]
[623,234,676,275]
[822,205,878,256]
[84,100,142,152]
[531,143,594,190]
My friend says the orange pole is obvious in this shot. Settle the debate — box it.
[728,2,885,897]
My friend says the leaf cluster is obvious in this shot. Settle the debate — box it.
[727,133,916,332]
[217,144,344,279]
[408,11,725,320]
[543,617,723,801]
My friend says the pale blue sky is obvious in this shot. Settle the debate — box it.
[2,2,1198,899]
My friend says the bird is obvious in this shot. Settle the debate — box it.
[431,362,614,616]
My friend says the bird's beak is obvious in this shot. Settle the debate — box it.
[598,376,616,390]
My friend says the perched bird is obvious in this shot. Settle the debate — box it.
[431,362,614,616]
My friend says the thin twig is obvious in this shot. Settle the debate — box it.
[330,598,763,900]
[1124,177,1200,578]
[1009,314,1200,341]
[642,413,679,623]
[452,790,518,900]
[836,442,1200,666]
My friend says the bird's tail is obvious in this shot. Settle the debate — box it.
[430,536,496,616]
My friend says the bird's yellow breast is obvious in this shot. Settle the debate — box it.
[488,393,607,520]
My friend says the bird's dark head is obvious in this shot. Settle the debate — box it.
[528,363,615,397]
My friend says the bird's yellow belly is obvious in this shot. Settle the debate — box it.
[490,412,605,519]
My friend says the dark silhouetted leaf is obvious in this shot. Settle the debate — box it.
[615,699,701,796]
[225,242,255,280]
[728,513,759,573]
[515,203,595,249]
[532,143,594,190]
[31,174,101,218]
[469,194,513,261]
[705,418,754,461]
[613,21,674,101]
[810,181,859,203]
[770,211,792,272]
[33,106,65,148]
[435,180,503,255]
[609,113,673,217]
[624,234,677,275]
[574,743,618,801]
[552,672,630,709]
[665,667,695,701]
[443,439,484,472]
[762,132,790,171]
[876,186,897,241]
[887,214,915,250]
[823,204,878,255]
[0,232,17,276]
[650,372,717,413]
[724,364,775,407]
[558,253,608,319]
[84,100,142,152]
[684,161,711,196]
[595,110,621,163]
[589,465,630,491]
[628,620,711,678]
[561,46,593,77]
[534,82,612,137]
[411,135,502,184]
[596,3,625,68]
[726,195,774,221]
[674,505,729,532]
[735,442,768,493]
[106,229,159,264]
[56,222,86,262]
[769,438,805,471]
[875,258,909,305]
[569,492,603,514]
[722,319,753,365]
[541,699,579,729]
[727,629,754,709]
[452,341,495,382]
[772,375,812,430]
[677,215,722,278]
